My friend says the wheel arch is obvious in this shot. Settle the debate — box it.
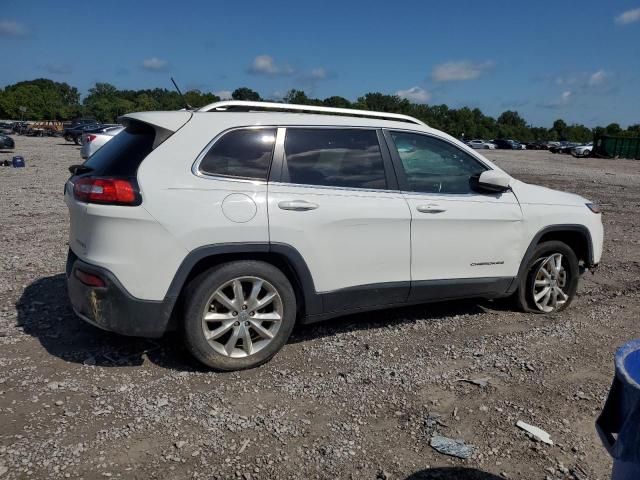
[517,225,594,283]
[163,243,321,328]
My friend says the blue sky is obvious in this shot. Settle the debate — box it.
[1,0,639,127]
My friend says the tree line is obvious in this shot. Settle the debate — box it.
[1,78,638,142]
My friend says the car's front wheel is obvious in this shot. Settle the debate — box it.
[516,241,580,313]
[183,261,296,371]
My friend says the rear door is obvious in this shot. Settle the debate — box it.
[268,127,411,312]
[384,130,524,300]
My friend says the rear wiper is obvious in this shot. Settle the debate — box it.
[68,164,94,175]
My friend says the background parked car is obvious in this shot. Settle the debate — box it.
[80,125,124,159]
[572,143,593,158]
[64,122,103,145]
[550,142,580,154]
[66,118,98,128]
[0,133,15,149]
[492,138,520,149]
[525,141,550,150]
[466,139,496,149]
[0,122,15,135]
[549,142,570,153]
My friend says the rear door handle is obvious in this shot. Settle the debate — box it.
[416,204,446,214]
[278,200,319,211]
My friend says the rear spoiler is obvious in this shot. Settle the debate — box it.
[118,111,192,148]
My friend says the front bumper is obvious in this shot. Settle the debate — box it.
[66,249,173,338]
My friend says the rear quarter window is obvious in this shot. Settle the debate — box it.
[198,128,276,180]
[83,122,155,176]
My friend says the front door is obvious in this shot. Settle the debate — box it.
[384,130,523,300]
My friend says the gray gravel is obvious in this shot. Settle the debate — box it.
[1,137,639,479]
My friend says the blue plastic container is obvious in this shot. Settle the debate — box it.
[597,339,640,479]
[12,156,25,168]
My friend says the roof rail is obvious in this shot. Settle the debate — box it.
[197,100,427,126]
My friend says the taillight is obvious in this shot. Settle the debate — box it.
[73,177,140,205]
[86,134,97,143]
[74,268,106,288]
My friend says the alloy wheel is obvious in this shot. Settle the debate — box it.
[532,253,569,312]
[201,276,283,358]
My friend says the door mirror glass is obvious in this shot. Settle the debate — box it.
[471,170,511,193]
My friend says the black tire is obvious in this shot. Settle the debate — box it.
[183,261,296,371]
[515,241,580,313]
[64,134,72,142]
[73,135,81,145]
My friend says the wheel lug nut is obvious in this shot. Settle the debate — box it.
[241,305,247,310]
[245,321,250,326]
[232,311,238,316]
[249,311,255,317]
[234,321,240,326]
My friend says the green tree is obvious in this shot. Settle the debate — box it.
[232,87,261,101]
[0,79,81,120]
[323,96,352,108]
[605,123,622,135]
[551,119,568,140]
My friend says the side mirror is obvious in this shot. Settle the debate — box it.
[471,170,511,193]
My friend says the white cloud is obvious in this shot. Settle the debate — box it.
[615,7,640,25]
[142,57,168,71]
[0,20,27,36]
[214,90,233,100]
[588,69,609,86]
[395,86,431,103]
[432,60,494,82]
[554,75,577,86]
[43,64,72,75]
[248,55,294,76]
[308,67,328,80]
[538,90,572,109]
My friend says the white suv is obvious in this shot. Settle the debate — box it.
[65,101,603,371]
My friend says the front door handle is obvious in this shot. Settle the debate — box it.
[416,204,446,214]
[278,200,319,211]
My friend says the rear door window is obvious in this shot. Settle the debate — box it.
[83,122,154,176]
[283,128,387,190]
[198,128,276,180]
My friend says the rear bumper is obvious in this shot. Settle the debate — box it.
[66,249,173,338]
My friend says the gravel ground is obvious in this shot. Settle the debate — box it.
[1,137,639,480]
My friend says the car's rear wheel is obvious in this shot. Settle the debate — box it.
[183,261,296,371]
[516,241,579,313]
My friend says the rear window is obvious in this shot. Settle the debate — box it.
[83,122,155,176]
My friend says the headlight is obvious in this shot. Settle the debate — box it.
[586,203,601,214]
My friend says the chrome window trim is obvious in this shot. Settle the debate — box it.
[191,124,399,185]
[268,180,400,195]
